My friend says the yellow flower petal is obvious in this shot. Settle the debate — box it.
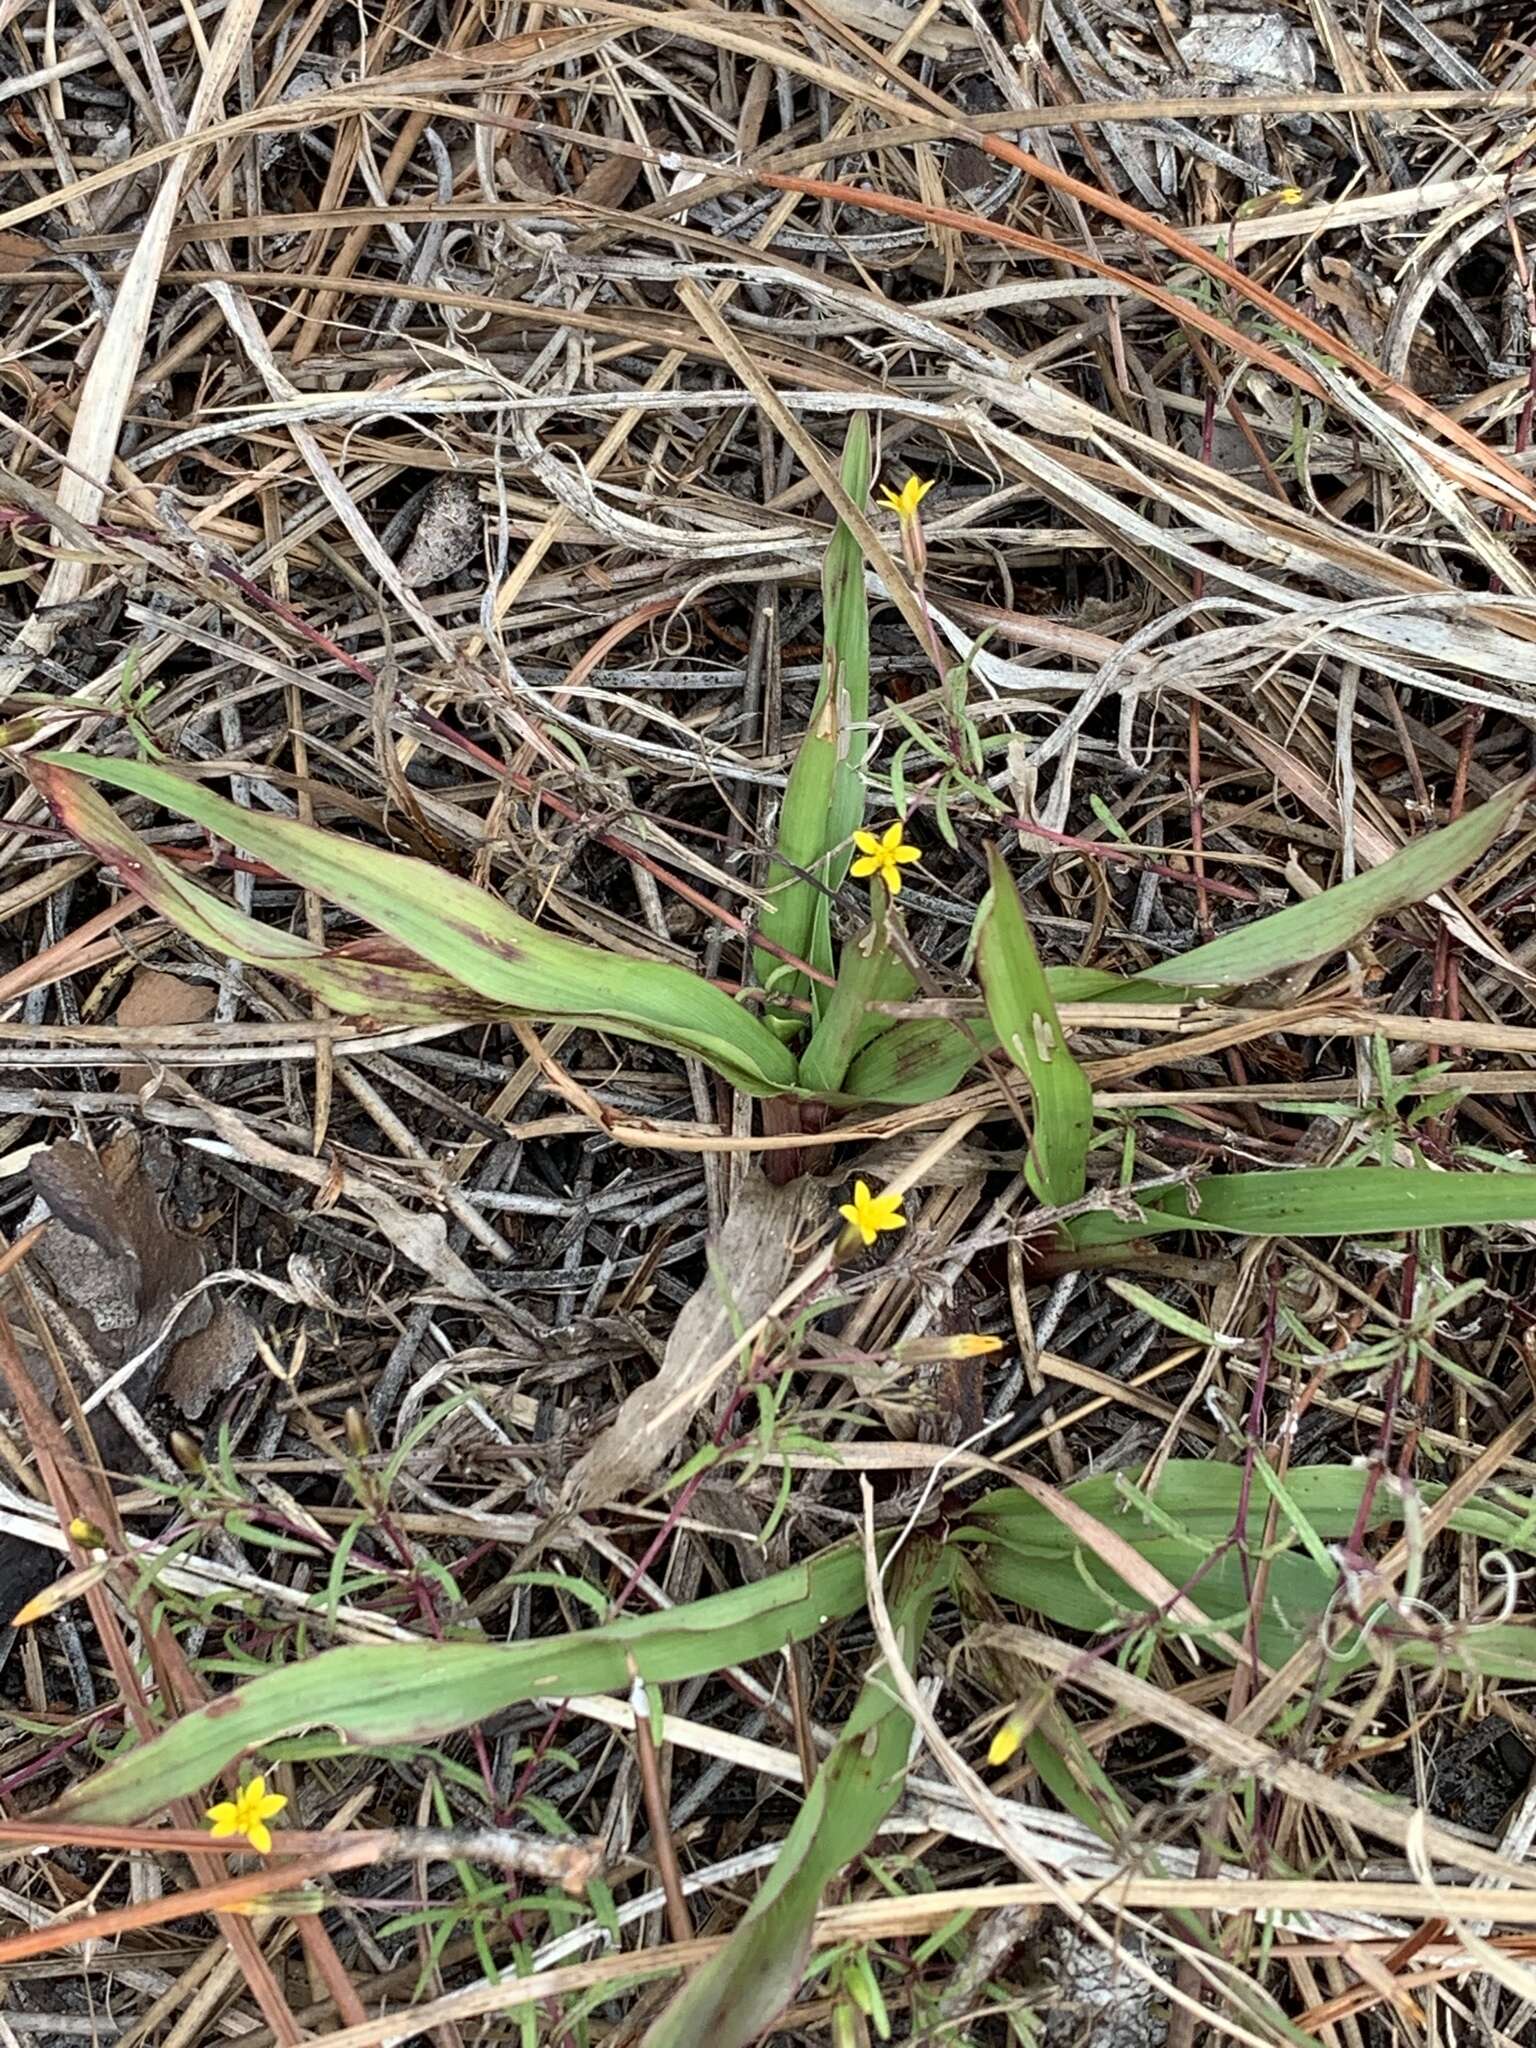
[852,829,883,858]
[207,1774,287,1854]
[989,1716,1025,1767]
[879,475,934,521]
[839,1176,909,1248]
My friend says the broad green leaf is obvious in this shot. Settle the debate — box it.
[1070,1166,1536,1244]
[970,1465,1536,1563]
[969,1464,1536,1666]
[797,898,914,1096]
[52,1541,875,1825]
[841,1014,997,1104]
[839,968,1138,1103]
[33,763,498,1026]
[753,417,871,1021]
[977,846,1093,1207]
[1117,776,1530,995]
[641,1537,951,2048]
[37,754,799,1097]
[978,1516,1329,1665]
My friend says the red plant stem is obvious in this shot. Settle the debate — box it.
[1008,816,1258,903]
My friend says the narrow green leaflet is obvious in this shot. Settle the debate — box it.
[1071,1165,1536,1244]
[641,1538,951,2048]
[33,763,497,1026]
[51,1543,873,1825]
[1112,776,1529,995]
[36,754,799,1097]
[977,846,1093,1207]
[797,900,914,1096]
[752,417,871,1019]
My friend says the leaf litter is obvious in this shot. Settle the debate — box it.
[3,5,1536,2047]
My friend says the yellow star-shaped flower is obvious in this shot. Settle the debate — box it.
[206,1773,288,1855]
[877,474,934,522]
[838,1178,906,1248]
[850,820,921,895]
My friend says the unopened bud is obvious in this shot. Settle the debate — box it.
[345,1406,371,1460]
[170,1431,205,1475]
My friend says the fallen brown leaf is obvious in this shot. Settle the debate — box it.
[114,969,217,1093]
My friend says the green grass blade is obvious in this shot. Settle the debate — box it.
[33,761,497,1025]
[797,903,914,1096]
[977,846,1093,1206]
[640,1537,951,2048]
[38,754,798,1096]
[752,418,871,1018]
[51,1543,874,1825]
[1072,1165,1536,1244]
[1126,776,1529,994]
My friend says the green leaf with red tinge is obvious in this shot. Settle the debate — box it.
[33,761,492,1025]
[35,754,798,1095]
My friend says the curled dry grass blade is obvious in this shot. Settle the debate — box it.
[977,844,1093,1208]
[35,754,798,1096]
[751,415,871,1021]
